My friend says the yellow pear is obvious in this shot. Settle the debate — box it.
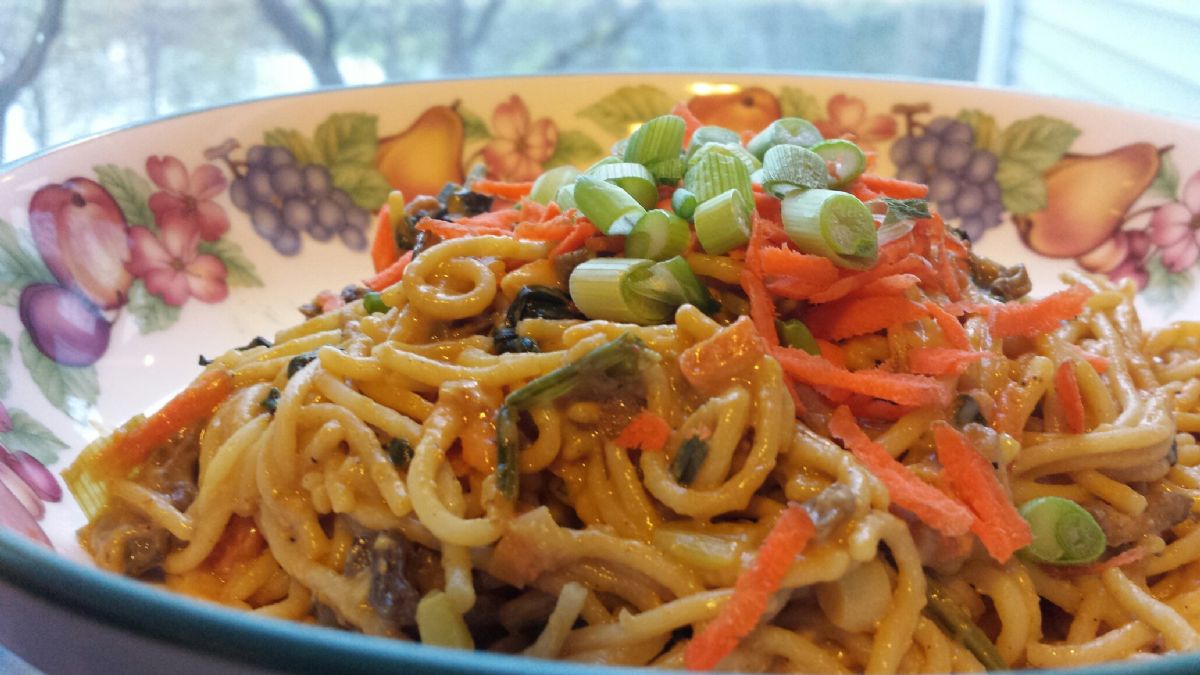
[1017,143,1160,258]
[688,87,781,134]
[375,103,465,198]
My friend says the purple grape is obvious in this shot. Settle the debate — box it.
[307,222,335,242]
[266,146,295,170]
[942,121,973,146]
[928,174,958,203]
[965,150,998,183]
[913,136,939,168]
[271,165,304,198]
[896,164,926,184]
[959,215,986,241]
[0,446,62,502]
[19,283,111,367]
[272,226,302,255]
[331,190,354,211]
[344,206,370,231]
[251,203,283,239]
[339,226,367,251]
[229,176,251,211]
[890,136,915,166]
[303,165,332,197]
[936,142,971,173]
[246,145,270,169]
[316,198,345,230]
[282,198,314,230]
[925,117,954,137]
[245,167,275,204]
[954,184,984,217]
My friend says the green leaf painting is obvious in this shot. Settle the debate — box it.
[314,112,379,168]
[578,85,674,136]
[0,332,11,398]
[94,164,156,230]
[330,163,392,211]
[0,218,54,307]
[459,106,491,142]
[1143,256,1192,312]
[993,115,1079,215]
[125,280,182,334]
[1148,150,1180,200]
[264,128,319,166]
[197,239,263,287]
[544,130,603,169]
[956,109,999,152]
[778,87,824,122]
[19,331,98,422]
[0,409,68,465]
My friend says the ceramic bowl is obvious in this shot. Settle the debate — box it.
[1,73,1198,674]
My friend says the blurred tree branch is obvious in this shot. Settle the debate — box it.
[440,0,504,75]
[0,0,65,161]
[256,0,344,86]
[543,0,654,70]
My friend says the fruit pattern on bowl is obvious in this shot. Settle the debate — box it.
[0,80,1193,549]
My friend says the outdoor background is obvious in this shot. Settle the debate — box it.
[0,0,1196,165]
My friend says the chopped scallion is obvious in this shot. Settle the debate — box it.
[1018,496,1106,565]
[781,189,877,270]
[625,209,690,261]
[587,161,659,209]
[775,319,819,355]
[671,188,698,222]
[363,291,389,314]
[631,256,720,314]
[529,165,581,205]
[684,152,754,216]
[687,141,761,175]
[572,174,646,235]
[760,144,829,197]
[810,139,867,187]
[746,117,824,159]
[647,156,686,185]
[287,351,318,379]
[686,126,741,161]
[925,578,1006,670]
[693,188,751,255]
[386,437,414,469]
[670,436,710,486]
[568,258,674,325]
[623,115,686,166]
[555,183,577,210]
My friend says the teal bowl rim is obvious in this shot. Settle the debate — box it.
[2,72,1200,673]
[3,526,1199,675]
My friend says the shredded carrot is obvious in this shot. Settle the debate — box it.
[615,410,672,451]
[1044,546,1146,578]
[828,407,973,536]
[804,295,928,341]
[753,190,782,223]
[550,219,599,258]
[771,346,952,408]
[672,101,703,146]
[907,347,986,376]
[1055,360,1087,434]
[679,316,766,391]
[684,503,816,671]
[1064,342,1110,374]
[765,277,833,301]
[846,179,881,202]
[208,516,264,574]
[807,255,935,304]
[846,395,915,422]
[758,246,840,288]
[977,284,1093,339]
[851,273,922,298]
[364,249,414,291]
[585,235,627,254]
[932,422,1032,563]
[370,205,401,273]
[740,268,780,347]
[94,368,233,477]
[455,208,524,230]
[513,215,575,242]
[470,179,535,200]
[858,173,929,199]
[461,415,498,473]
[923,301,970,350]
[416,216,512,239]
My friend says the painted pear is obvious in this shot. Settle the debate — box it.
[375,103,465,198]
[1016,143,1160,258]
[688,86,781,134]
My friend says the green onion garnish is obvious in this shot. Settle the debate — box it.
[363,291,389,314]
[587,161,659,209]
[671,188,698,222]
[386,437,414,469]
[623,114,686,166]
[529,165,581,205]
[781,189,877,270]
[496,334,646,499]
[1018,496,1107,565]
[810,139,867,187]
[693,188,751,255]
[647,157,686,185]
[684,152,754,217]
[632,256,720,314]
[746,117,824,159]
[625,209,690,261]
[568,258,674,325]
[555,183,577,210]
[261,387,281,414]
[686,126,741,161]
[688,141,761,175]
[776,319,819,355]
[925,578,1006,670]
[572,174,646,235]
[760,144,829,198]
[287,351,318,379]
[670,436,709,486]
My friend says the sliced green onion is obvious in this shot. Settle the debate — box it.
[684,152,753,216]
[781,188,877,269]
[572,174,646,235]
[761,144,829,198]
[624,114,686,165]
[529,165,581,205]
[631,256,720,314]
[670,436,710,486]
[586,155,623,173]
[647,156,686,185]
[261,387,281,414]
[671,188,698,222]
[776,319,819,354]
[287,351,318,379]
[810,139,867,187]
[363,291,389,314]
[925,578,1006,670]
[693,188,751,255]
[495,405,520,498]
[686,126,741,161]
[569,258,673,325]
[587,161,659,209]
[746,117,824,159]
[625,209,690,261]
[385,437,414,468]
[688,141,761,176]
[1018,496,1107,565]
[555,183,577,210]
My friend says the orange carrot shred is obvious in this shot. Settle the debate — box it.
[858,173,929,199]
[209,516,265,574]
[550,219,599,258]
[684,503,816,671]
[672,101,703,145]
[828,407,973,537]
[370,205,401,273]
[614,410,672,451]
[907,347,986,376]
[470,179,535,200]
[416,216,512,239]
[363,249,414,291]
[1055,361,1087,434]
[851,273,922,298]
[513,215,575,242]
[978,284,1093,338]
[1044,546,1146,578]
[758,246,840,286]
[771,346,952,408]
[846,395,915,422]
[923,301,970,350]
[741,268,780,348]
[804,295,928,341]
[932,422,1032,563]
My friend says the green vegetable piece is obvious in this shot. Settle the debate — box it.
[760,144,829,198]
[686,125,741,161]
[1018,496,1107,565]
[684,152,754,216]
[569,258,674,325]
[746,117,824,159]
[631,256,720,314]
[925,578,1007,670]
[776,319,819,355]
[625,209,690,261]
[809,138,867,187]
[671,188,698,222]
[363,291,389,314]
[287,351,318,379]
[670,436,710,486]
[781,188,877,270]
[529,165,581,205]
[573,174,646,235]
[386,437,414,468]
[587,161,659,209]
[623,114,686,166]
[261,387,281,414]
[693,189,751,256]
